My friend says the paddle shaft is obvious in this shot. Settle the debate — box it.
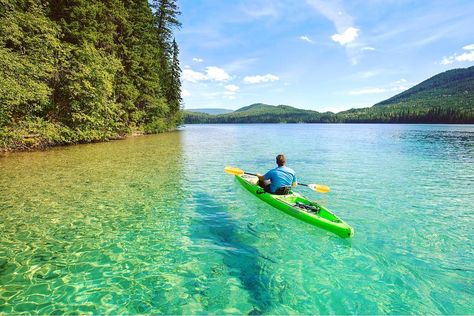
[241,171,309,187]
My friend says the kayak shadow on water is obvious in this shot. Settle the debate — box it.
[188,191,277,314]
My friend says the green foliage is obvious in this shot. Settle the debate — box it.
[57,43,124,130]
[0,117,72,150]
[0,0,61,126]
[0,0,182,151]
[144,118,168,134]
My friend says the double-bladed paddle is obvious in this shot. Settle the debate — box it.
[224,166,330,193]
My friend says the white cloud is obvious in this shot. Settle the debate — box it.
[224,84,240,93]
[192,57,204,63]
[441,56,454,65]
[243,74,279,84]
[224,84,240,97]
[299,35,314,43]
[206,66,231,81]
[182,66,231,82]
[361,46,375,51]
[305,1,365,64]
[440,44,474,65]
[331,27,359,45]
[182,69,208,83]
[455,50,474,62]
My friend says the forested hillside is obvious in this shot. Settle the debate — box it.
[0,0,182,151]
[338,66,474,123]
[376,66,474,107]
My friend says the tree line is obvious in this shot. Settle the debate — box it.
[0,0,182,151]
[184,104,474,124]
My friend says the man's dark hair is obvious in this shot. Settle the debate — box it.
[276,154,286,167]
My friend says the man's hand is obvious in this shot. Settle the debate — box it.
[257,173,264,181]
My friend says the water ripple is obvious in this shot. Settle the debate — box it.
[0,124,473,314]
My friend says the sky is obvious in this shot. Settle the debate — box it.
[175,0,474,112]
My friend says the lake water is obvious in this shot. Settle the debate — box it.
[0,124,473,314]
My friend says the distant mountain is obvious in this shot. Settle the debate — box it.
[184,103,335,123]
[186,108,234,115]
[184,67,474,124]
[232,103,276,113]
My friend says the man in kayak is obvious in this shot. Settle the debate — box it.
[257,154,297,195]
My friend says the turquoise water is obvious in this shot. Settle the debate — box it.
[1,124,473,314]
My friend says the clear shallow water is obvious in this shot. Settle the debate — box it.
[0,124,473,314]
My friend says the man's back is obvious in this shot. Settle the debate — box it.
[264,166,297,193]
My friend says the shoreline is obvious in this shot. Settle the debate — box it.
[0,129,179,154]
[183,121,474,125]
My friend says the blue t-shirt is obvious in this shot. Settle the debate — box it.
[264,166,297,193]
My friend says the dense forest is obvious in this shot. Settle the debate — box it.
[184,66,474,124]
[0,0,182,151]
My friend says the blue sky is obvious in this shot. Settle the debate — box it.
[176,0,474,112]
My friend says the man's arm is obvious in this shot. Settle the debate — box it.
[292,174,298,187]
[258,170,271,182]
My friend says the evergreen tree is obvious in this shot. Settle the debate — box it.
[115,0,164,128]
[169,38,182,120]
[153,0,181,50]
[152,0,181,124]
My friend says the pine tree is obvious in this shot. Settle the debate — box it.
[153,0,181,50]
[116,0,163,127]
[152,0,181,110]
[169,38,182,118]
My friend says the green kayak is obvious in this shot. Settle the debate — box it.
[236,174,354,238]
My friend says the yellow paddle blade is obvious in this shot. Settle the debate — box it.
[224,166,245,175]
[307,184,330,193]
